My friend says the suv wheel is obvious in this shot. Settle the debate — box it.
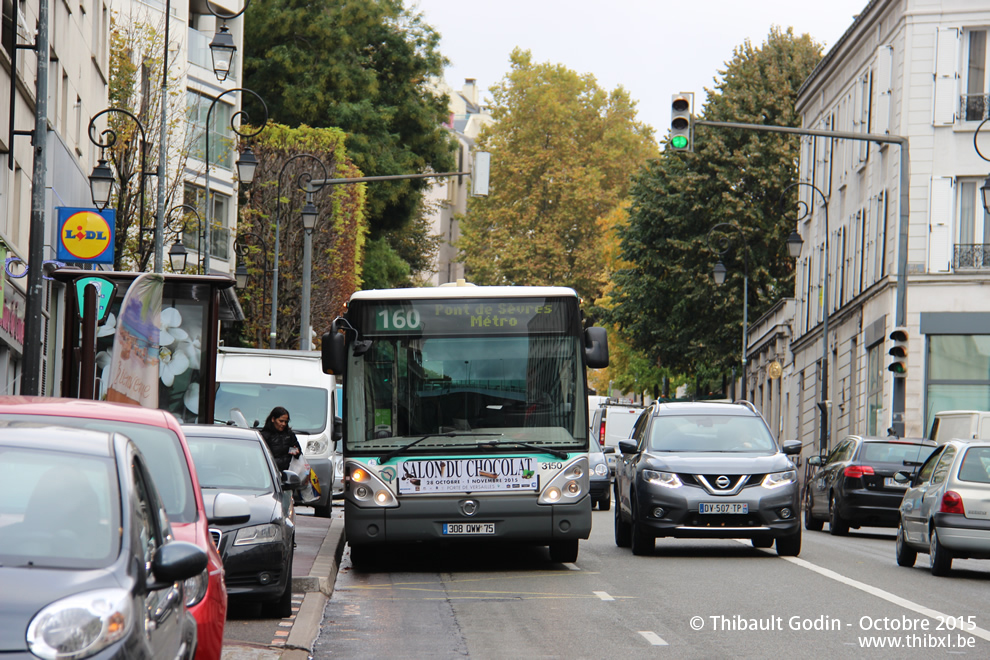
[775,528,801,556]
[804,490,823,532]
[630,499,654,556]
[828,495,849,536]
[614,492,631,548]
[895,522,916,567]
[929,527,953,576]
[598,491,611,511]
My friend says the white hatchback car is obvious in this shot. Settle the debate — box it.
[894,440,990,575]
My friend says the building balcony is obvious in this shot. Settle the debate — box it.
[953,243,990,270]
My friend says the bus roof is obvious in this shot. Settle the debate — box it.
[349,285,580,301]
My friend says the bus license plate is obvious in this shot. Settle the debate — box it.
[443,523,496,535]
[699,503,748,514]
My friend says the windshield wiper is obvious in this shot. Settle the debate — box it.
[379,432,502,463]
[476,439,568,460]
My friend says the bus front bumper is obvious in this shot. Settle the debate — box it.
[344,494,591,545]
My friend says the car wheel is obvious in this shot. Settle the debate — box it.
[599,492,611,511]
[804,490,824,532]
[614,493,631,548]
[751,537,774,548]
[261,547,294,619]
[828,495,849,536]
[549,540,579,563]
[630,499,654,556]
[775,528,801,556]
[895,522,916,568]
[312,500,333,518]
[929,527,953,576]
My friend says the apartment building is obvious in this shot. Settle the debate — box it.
[748,0,990,455]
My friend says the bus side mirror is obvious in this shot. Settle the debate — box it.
[332,415,342,442]
[585,326,609,369]
[322,331,348,375]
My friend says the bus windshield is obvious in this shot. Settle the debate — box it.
[345,334,588,453]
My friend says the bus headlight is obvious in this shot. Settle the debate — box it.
[538,456,588,505]
[346,461,397,508]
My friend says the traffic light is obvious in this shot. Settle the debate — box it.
[670,92,694,152]
[888,327,908,377]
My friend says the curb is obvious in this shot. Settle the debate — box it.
[282,516,346,659]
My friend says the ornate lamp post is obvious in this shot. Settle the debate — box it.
[164,204,201,273]
[270,155,328,349]
[198,87,267,273]
[88,108,158,270]
[234,231,271,347]
[707,222,750,401]
[782,181,829,454]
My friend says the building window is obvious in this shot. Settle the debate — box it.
[926,335,990,431]
[954,179,990,269]
[182,183,230,261]
[866,343,883,435]
[187,90,233,170]
[965,29,989,121]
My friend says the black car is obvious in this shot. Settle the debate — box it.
[614,401,803,556]
[804,435,937,535]
[0,422,205,659]
[589,440,613,510]
[182,424,301,618]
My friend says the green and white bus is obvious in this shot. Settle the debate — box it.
[321,283,609,565]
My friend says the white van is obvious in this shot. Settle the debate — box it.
[929,410,990,445]
[215,347,341,517]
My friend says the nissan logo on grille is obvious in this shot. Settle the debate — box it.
[716,475,731,489]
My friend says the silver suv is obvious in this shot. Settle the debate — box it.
[613,401,802,556]
[895,439,990,576]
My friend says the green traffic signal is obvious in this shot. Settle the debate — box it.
[671,135,688,149]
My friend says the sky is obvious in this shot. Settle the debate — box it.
[412,0,872,136]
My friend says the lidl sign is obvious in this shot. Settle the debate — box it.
[56,208,115,265]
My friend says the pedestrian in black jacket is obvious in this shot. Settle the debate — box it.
[260,406,302,472]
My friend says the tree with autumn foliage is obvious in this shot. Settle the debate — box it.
[603,27,822,380]
[458,49,657,303]
[231,124,367,349]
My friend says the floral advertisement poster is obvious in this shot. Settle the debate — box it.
[96,287,207,422]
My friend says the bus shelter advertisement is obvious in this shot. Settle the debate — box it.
[396,456,543,493]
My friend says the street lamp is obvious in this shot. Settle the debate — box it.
[164,204,201,273]
[208,24,236,82]
[198,87,267,274]
[270,155,328,350]
[88,107,158,269]
[707,222,750,401]
[781,181,829,455]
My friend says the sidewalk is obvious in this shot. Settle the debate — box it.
[221,508,347,660]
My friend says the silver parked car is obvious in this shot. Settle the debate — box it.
[895,439,990,576]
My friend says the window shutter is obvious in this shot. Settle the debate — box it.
[876,45,893,134]
[933,27,960,125]
[928,177,953,272]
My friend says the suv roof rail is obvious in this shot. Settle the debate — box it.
[735,400,758,414]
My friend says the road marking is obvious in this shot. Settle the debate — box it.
[638,631,668,646]
[563,562,581,571]
[594,591,615,601]
[740,541,990,642]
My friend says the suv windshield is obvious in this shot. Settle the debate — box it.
[649,414,776,453]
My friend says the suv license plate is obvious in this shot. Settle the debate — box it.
[699,503,748,514]
[443,523,496,535]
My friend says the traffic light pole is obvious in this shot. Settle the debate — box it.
[694,119,909,437]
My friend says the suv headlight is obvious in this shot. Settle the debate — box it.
[762,470,797,489]
[233,523,282,546]
[27,588,132,660]
[643,470,682,488]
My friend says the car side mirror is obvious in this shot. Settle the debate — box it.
[618,440,638,455]
[282,469,304,490]
[148,541,208,591]
[332,415,343,443]
[781,440,802,455]
[807,455,822,466]
[601,446,615,454]
[207,492,251,526]
[893,470,912,485]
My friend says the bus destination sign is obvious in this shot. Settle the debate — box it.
[359,298,575,336]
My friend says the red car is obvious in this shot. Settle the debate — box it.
[0,397,237,660]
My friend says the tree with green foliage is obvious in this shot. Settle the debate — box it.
[243,0,456,287]
[232,124,367,349]
[458,49,657,304]
[603,27,822,380]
